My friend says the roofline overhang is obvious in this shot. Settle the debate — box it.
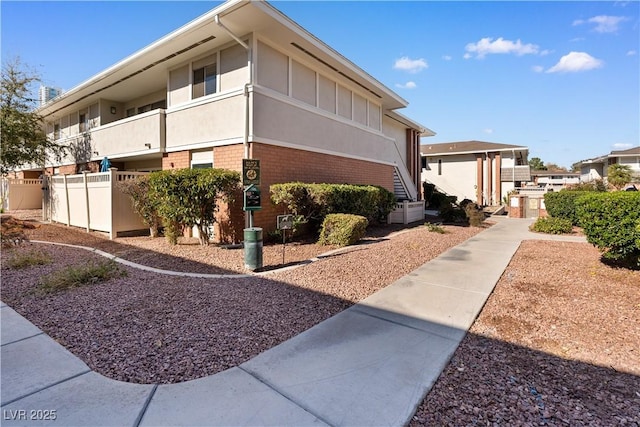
[38,0,410,117]
[420,146,529,157]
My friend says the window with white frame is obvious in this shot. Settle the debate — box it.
[192,63,217,99]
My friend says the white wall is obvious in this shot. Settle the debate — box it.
[422,154,477,202]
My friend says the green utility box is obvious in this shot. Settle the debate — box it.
[244,227,263,271]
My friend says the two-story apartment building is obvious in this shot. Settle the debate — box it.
[577,146,640,183]
[421,141,530,206]
[26,0,432,235]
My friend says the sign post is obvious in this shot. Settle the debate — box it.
[277,214,294,265]
[242,159,262,269]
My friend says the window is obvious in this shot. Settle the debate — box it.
[438,159,442,175]
[126,108,135,118]
[79,114,87,133]
[192,63,216,99]
[137,100,166,115]
[54,124,60,140]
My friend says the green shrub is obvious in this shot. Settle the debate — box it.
[6,248,52,269]
[530,217,573,234]
[439,201,466,224]
[38,260,126,293]
[318,213,368,246]
[118,175,161,237]
[575,192,640,268]
[148,168,240,245]
[270,183,395,230]
[544,191,592,225]
[566,180,607,192]
[424,222,447,234]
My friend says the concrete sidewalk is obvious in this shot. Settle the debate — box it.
[1,218,586,426]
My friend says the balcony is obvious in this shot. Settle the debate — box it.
[90,109,166,159]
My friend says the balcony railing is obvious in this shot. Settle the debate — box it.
[501,165,531,181]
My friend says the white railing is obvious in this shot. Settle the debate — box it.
[1,178,43,211]
[388,200,425,224]
[47,169,148,239]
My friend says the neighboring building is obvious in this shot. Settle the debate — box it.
[421,141,530,206]
[23,0,433,236]
[576,146,640,183]
[39,86,62,106]
[529,171,580,191]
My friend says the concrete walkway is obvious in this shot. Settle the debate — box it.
[1,217,586,426]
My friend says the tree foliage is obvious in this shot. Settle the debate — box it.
[607,164,633,189]
[0,58,64,175]
[528,157,547,171]
[148,168,240,245]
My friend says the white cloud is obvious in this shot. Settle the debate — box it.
[442,55,452,61]
[393,57,428,73]
[483,128,494,134]
[612,142,633,149]
[573,15,629,33]
[532,65,545,73]
[464,37,540,59]
[395,81,417,89]
[540,49,552,56]
[627,50,638,56]
[570,37,585,43]
[546,51,604,73]
[463,53,472,60]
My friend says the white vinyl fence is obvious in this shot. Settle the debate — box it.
[1,178,43,211]
[388,200,425,224]
[46,169,148,239]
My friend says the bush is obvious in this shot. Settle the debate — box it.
[318,213,368,246]
[575,192,640,268]
[566,180,607,192]
[544,191,592,225]
[463,202,485,227]
[6,248,52,269]
[424,222,447,234]
[148,168,240,245]
[270,183,395,231]
[118,175,161,237]
[530,217,573,234]
[439,200,466,224]
[38,260,126,293]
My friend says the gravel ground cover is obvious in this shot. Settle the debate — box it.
[2,211,638,424]
[411,240,640,425]
[1,212,481,383]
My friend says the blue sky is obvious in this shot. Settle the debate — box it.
[2,1,638,169]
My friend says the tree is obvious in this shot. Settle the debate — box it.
[528,157,547,171]
[148,168,240,245]
[545,163,568,172]
[1,58,66,175]
[607,164,633,189]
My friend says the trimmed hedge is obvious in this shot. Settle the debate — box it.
[270,183,396,227]
[318,213,368,246]
[544,191,592,225]
[575,192,640,267]
[530,217,573,234]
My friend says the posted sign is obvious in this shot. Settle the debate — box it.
[242,159,260,186]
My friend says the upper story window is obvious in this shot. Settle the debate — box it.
[138,100,166,114]
[79,114,87,133]
[54,124,60,140]
[193,63,216,99]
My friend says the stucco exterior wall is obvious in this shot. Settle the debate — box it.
[165,94,245,150]
[422,154,478,203]
[252,92,396,165]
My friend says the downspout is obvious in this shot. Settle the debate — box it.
[215,14,251,160]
